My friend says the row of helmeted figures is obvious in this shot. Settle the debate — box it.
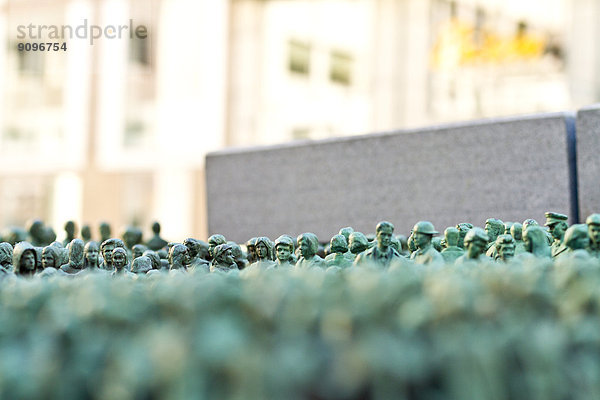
[1,211,599,277]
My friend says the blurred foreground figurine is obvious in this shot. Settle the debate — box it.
[210,244,237,272]
[146,222,168,251]
[455,228,489,264]
[13,242,38,276]
[586,214,600,258]
[410,221,443,265]
[274,235,296,267]
[440,227,464,263]
[355,221,401,268]
[545,212,568,258]
[495,234,515,262]
[296,233,325,269]
[324,235,353,269]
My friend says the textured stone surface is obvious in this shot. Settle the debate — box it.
[206,113,575,243]
[576,105,600,221]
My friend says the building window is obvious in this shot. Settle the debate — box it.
[330,50,352,85]
[288,40,310,75]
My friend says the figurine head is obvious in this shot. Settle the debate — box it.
[213,243,235,266]
[42,246,60,269]
[412,221,438,250]
[544,212,568,241]
[275,235,294,262]
[563,224,590,251]
[208,234,227,259]
[297,233,319,258]
[13,242,37,275]
[456,223,473,249]
[484,218,504,243]
[101,238,125,265]
[522,226,547,253]
[338,227,354,242]
[503,222,513,235]
[0,242,13,271]
[84,241,99,268]
[495,234,515,261]
[27,219,45,242]
[586,214,600,245]
[64,220,76,238]
[143,250,161,270]
[376,221,395,249]
[169,244,189,268]
[81,225,92,242]
[68,239,85,268]
[111,247,127,271]
[444,227,459,247]
[183,238,200,258]
[152,221,161,235]
[522,219,539,233]
[99,222,111,240]
[510,222,523,241]
[132,244,147,260]
[131,256,152,274]
[463,228,488,259]
[330,234,348,254]
[254,237,274,261]
[348,232,368,255]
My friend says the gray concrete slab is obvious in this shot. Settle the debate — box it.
[206,113,575,243]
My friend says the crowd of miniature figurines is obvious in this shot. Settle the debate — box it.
[0,211,599,278]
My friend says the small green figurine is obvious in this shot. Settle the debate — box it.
[495,234,516,262]
[99,221,112,244]
[131,255,152,274]
[456,223,473,249]
[41,245,61,270]
[455,228,489,264]
[210,243,237,272]
[111,247,130,276]
[544,212,569,258]
[183,238,210,272]
[245,237,258,264]
[13,242,39,276]
[208,234,227,261]
[62,220,77,247]
[0,242,13,273]
[355,221,401,268]
[146,222,168,251]
[324,234,353,269]
[509,222,526,255]
[168,244,189,272]
[410,221,443,265]
[100,238,125,271]
[440,227,465,263]
[484,218,504,258]
[249,237,276,270]
[348,232,369,259]
[60,239,85,274]
[522,226,551,258]
[274,235,296,267]
[586,214,600,258]
[296,233,325,269]
[81,224,92,243]
[83,241,100,270]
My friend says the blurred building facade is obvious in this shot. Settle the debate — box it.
[0,0,596,241]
